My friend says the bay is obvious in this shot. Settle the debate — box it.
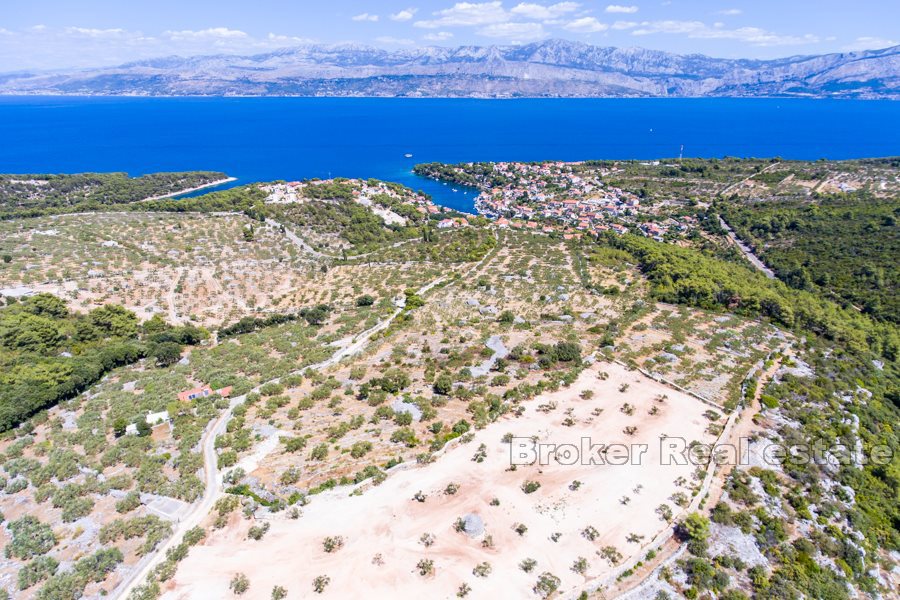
[1,96,898,213]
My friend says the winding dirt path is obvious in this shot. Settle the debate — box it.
[113,293,426,598]
[606,346,789,599]
[114,233,500,599]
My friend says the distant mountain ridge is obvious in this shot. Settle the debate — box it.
[2,39,898,98]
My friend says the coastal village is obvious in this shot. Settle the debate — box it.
[0,158,897,600]
[259,164,701,240]
[418,160,699,241]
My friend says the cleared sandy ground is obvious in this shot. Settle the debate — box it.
[165,362,715,599]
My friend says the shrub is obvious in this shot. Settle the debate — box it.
[271,585,287,600]
[312,575,330,593]
[416,559,435,576]
[433,373,453,395]
[600,546,623,565]
[472,562,492,577]
[184,526,206,546]
[533,572,561,598]
[350,441,372,458]
[521,480,541,494]
[230,573,250,595]
[323,536,344,553]
[656,503,674,521]
[247,522,270,541]
[116,490,141,514]
[390,427,418,447]
[309,443,328,461]
[283,436,307,453]
[18,556,59,590]
[571,556,589,574]
[6,516,56,559]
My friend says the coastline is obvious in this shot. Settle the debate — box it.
[138,177,237,202]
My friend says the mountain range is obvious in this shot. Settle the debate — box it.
[1,39,898,98]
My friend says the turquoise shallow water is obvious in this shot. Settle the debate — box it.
[1,96,898,213]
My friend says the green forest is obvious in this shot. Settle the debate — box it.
[0,171,227,219]
[0,294,205,431]
[273,198,420,248]
[137,185,267,217]
[720,195,899,323]
[602,232,899,361]
[598,231,900,579]
[414,162,511,189]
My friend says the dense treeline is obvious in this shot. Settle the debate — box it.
[219,305,331,338]
[135,185,268,218]
[0,294,206,431]
[0,171,227,219]
[601,231,900,581]
[424,227,497,262]
[272,199,420,247]
[413,162,510,189]
[302,180,357,200]
[720,195,899,323]
[603,233,899,360]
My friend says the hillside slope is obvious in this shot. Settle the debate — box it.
[2,40,897,98]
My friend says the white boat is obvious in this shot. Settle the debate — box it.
[451,188,458,192]
[404,153,413,158]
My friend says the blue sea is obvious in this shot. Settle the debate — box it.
[1,97,899,213]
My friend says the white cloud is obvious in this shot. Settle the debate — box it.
[611,20,637,30]
[477,21,546,41]
[605,4,639,13]
[842,36,898,51]
[510,2,580,20]
[164,27,249,40]
[564,17,609,33]
[423,31,455,41]
[351,13,380,22]
[631,20,703,35]
[390,8,419,22]
[64,27,129,38]
[631,20,821,46]
[415,1,508,28]
[0,25,317,71]
[413,1,583,38]
[717,9,742,16]
[266,33,314,45]
[375,36,416,45]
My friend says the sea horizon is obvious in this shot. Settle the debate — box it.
[2,96,899,213]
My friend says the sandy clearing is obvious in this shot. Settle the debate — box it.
[166,362,714,599]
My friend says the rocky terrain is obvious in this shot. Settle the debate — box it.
[0,159,897,599]
[1,39,898,98]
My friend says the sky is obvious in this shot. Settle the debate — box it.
[0,1,897,71]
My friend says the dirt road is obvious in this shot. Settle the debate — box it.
[114,234,498,599]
